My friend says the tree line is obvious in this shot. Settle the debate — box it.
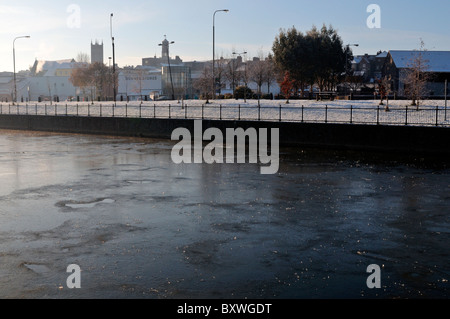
[194,24,352,101]
[67,26,432,107]
[193,52,278,102]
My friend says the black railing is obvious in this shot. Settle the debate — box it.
[0,102,449,127]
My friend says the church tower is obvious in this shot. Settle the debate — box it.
[91,40,104,64]
[161,36,169,58]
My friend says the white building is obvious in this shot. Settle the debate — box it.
[19,59,81,102]
[118,66,162,101]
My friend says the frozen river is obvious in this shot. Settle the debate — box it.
[0,129,448,299]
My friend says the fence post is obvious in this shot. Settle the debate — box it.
[26,103,28,115]
[76,104,79,116]
[258,105,261,121]
[202,104,204,120]
[350,105,353,124]
[154,104,156,118]
[302,105,304,123]
[279,105,282,122]
[377,105,380,125]
[185,104,187,119]
[55,104,57,116]
[35,104,37,115]
[436,105,439,126]
[139,103,142,118]
[66,104,68,116]
[17,104,19,115]
[325,105,328,123]
[100,104,102,117]
[125,104,128,118]
[169,104,171,119]
[45,104,47,115]
[238,104,241,121]
[112,104,115,117]
[220,104,222,120]
[405,105,408,126]
[88,103,90,117]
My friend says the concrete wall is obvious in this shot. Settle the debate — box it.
[0,114,448,156]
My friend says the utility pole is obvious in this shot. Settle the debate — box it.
[159,36,175,100]
[111,13,116,106]
[13,36,31,105]
[213,9,229,100]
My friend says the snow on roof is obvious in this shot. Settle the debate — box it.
[389,50,450,72]
[376,51,388,58]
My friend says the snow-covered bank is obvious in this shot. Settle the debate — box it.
[2,99,449,127]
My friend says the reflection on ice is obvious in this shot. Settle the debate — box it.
[0,130,448,299]
[64,198,115,209]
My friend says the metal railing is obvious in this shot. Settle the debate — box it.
[1,102,449,127]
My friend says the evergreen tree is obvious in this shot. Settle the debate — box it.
[273,24,349,95]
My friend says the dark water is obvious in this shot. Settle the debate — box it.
[0,129,448,299]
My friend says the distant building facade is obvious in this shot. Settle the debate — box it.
[118,66,162,101]
[161,65,192,99]
[383,50,450,96]
[352,51,387,83]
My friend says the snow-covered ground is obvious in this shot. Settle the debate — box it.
[2,99,450,127]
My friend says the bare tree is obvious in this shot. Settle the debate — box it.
[70,62,116,103]
[215,57,228,97]
[225,55,241,98]
[263,54,277,98]
[378,75,393,111]
[404,40,430,109]
[193,65,214,103]
[69,62,91,101]
[248,51,267,97]
[76,52,90,63]
[239,56,249,103]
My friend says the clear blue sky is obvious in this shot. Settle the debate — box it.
[1,0,450,72]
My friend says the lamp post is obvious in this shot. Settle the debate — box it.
[13,35,30,105]
[345,43,359,96]
[111,13,116,105]
[233,51,247,102]
[213,9,229,100]
[109,57,113,100]
[159,37,175,100]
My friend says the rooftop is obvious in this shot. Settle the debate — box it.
[389,50,450,72]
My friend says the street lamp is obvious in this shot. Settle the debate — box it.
[109,57,113,100]
[159,37,175,100]
[111,13,116,105]
[233,51,247,102]
[345,43,359,96]
[13,35,31,105]
[213,9,229,100]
